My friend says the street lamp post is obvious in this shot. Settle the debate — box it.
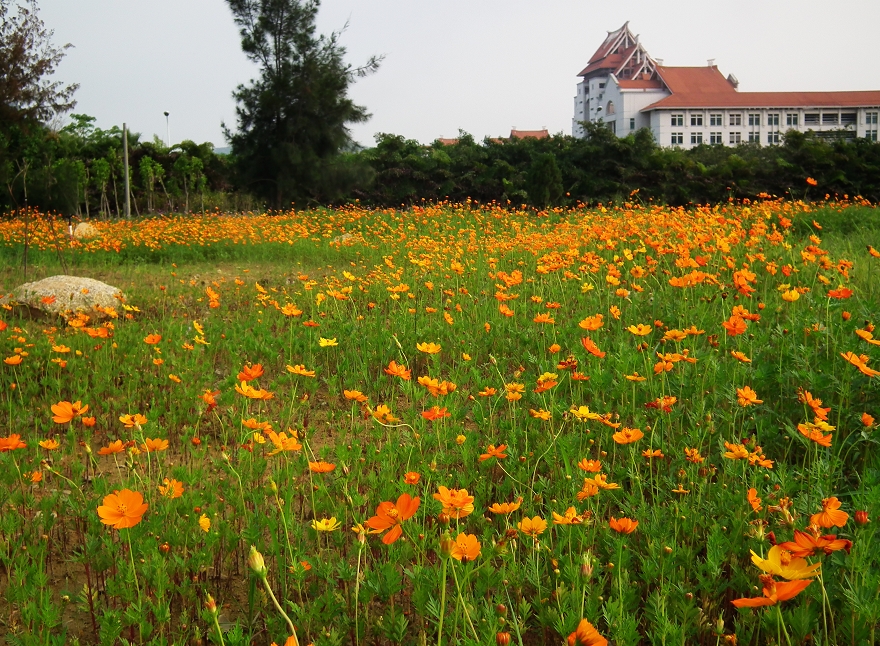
[164,111,170,148]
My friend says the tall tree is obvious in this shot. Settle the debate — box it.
[224,0,380,208]
[0,0,77,127]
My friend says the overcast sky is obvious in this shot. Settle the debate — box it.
[39,0,880,149]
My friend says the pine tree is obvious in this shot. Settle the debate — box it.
[224,0,380,208]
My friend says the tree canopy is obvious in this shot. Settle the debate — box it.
[224,0,380,208]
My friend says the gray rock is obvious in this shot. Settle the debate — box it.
[2,275,125,320]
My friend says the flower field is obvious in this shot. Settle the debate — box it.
[0,198,879,646]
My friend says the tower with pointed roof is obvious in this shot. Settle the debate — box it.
[573,23,880,146]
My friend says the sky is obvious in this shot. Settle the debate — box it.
[38,0,880,149]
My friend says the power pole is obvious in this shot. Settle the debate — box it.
[123,123,131,219]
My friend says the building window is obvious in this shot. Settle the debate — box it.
[710,132,723,145]
[805,113,820,124]
[867,129,878,142]
[748,114,760,127]
[599,82,605,89]
[786,114,799,126]
[730,114,742,126]
[671,132,684,145]
[867,112,879,125]
[822,113,838,125]
[767,132,780,144]
[710,113,723,126]
[729,131,742,144]
[691,114,703,127]
[671,114,684,127]
[630,117,636,130]
[691,132,703,145]
[748,132,761,143]
[841,113,856,126]
[768,114,780,126]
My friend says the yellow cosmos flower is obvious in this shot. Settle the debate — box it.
[627,324,652,336]
[750,545,821,580]
[417,341,442,354]
[311,517,342,532]
[318,337,338,347]
[198,514,211,532]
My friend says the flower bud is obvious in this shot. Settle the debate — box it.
[205,593,218,616]
[247,546,267,577]
[439,533,454,559]
[495,604,507,617]
[855,510,870,525]
[496,632,511,646]
[438,512,450,526]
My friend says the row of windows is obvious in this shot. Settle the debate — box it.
[670,111,876,127]
[670,131,784,145]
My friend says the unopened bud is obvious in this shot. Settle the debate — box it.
[496,632,511,646]
[269,480,278,494]
[855,510,870,525]
[205,593,218,615]
[495,604,507,617]
[247,545,267,577]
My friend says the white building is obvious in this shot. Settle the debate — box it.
[573,23,880,147]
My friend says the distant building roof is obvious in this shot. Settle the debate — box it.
[509,128,549,139]
[436,138,459,146]
[643,66,880,110]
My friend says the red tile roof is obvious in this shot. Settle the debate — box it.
[644,66,880,110]
[617,79,664,90]
[510,129,549,139]
[436,138,459,146]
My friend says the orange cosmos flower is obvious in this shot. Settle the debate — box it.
[730,350,751,363]
[416,341,441,354]
[418,375,457,397]
[547,343,561,353]
[384,360,411,380]
[39,439,60,450]
[722,315,747,336]
[142,438,169,453]
[609,516,638,534]
[143,334,162,345]
[533,312,555,324]
[238,363,264,382]
[642,448,664,459]
[612,427,644,445]
[580,337,606,358]
[488,498,522,515]
[403,471,420,485]
[625,372,647,382]
[119,413,147,428]
[267,429,302,455]
[797,422,833,447]
[309,461,336,474]
[235,381,274,399]
[280,303,302,316]
[365,493,420,544]
[684,447,704,464]
[578,314,604,331]
[433,486,475,519]
[827,287,852,299]
[450,533,481,561]
[571,371,590,381]
[553,507,587,525]
[97,489,148,529]
[529,408,551,420]
[286,364,316,377]
[731,574,811,608]
[0,434,27,452]
[4,355,23,365]
[747,488,762,512]
[806,177,818,186]
[422,406,451,421]
[723,441,749,460]
[862,412,875,427]
[609,305,621,320]
[576,480,600,501]
[479,444,508,462]
[781,289,800,303]
[736,386,763,406]
[344,389,368,403]
[777,528,852,557]
[51,400,89,424]
[371,404,398,424]
[158,478,184,499]
[518,516,547,538]
[504,382,524,401]
[810,497,848,528]
[478,386,497,397]
[98,440,125,455]
[840,352,880,377]
[567,618,608,646]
